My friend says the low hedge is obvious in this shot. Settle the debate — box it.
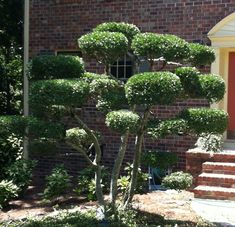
[188,43,215,66]
[180,108,228,134]
[78,31,128,65]
[147,118,188,139]
[29,55,85,80]
[175,67,225,102]
[105,110,140,134]
[29,79,90,109]
[125,72,182,105]
[94,22,140,45]
[66,128,101,148]
[132,33,189,62]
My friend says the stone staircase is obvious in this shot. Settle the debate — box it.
[193,161,235,200]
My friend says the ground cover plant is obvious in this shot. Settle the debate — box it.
[0,22,228,220]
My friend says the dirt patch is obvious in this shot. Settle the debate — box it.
[133,190,199,224]
[0,187,203,225]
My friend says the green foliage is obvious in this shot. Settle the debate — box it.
[81,72,110,83]
[29,55,85,80]
[0,133,22,180]
[175,67,201,98]
[0,115,27,136]
[175,67,225,102]
[5,159,37,192]
[94,22,140,45]
[106,110,140,134]
[132,33,189,62]
[117,176,129,194]
[119,163,149,194]
[0,54,23,115]
[0,180,19,209]
[27,118,65,140]
[142,151,178,170]
[29,79,90,110]
[0,115,65,139]
[97,84,128,112]
[78,31,128,65]
[125,72,182,106]
[28,139,59,155]
[0,0,23,50]
[87,75,128,112]
[199,74,225,103]
[195,133,223,153]
[180,108,228,135]
[189,43,215,66]
[147,118,188,139]
[43,165,72,200]
[160,34,190,62]
[66,128,101,148]
[74,167,110,201]
[162,171,193,191]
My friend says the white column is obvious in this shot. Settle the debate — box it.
[23,0,30,159]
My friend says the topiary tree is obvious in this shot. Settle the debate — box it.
[1,22,227,218]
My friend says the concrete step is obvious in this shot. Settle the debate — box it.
[211,152,235,162]
[194,185,235,200]
[202,162,235,175]
[198,173,235,188]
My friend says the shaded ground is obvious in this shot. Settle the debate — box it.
[0,187,214,226]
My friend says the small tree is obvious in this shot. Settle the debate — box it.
[0,22,228,218]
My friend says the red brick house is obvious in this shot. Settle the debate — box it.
[28,0,235,182]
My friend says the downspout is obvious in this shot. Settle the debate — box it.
[23,0,30,159]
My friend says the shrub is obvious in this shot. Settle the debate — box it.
[0,180,19,209]
[0,134,22,180]
[175,67,201,98]
[142,151,178,170]
[125,72,182,105]
[147,118,188,139]
[118,163,149,194]
[161,34,190,62]
[81,72,110,83]
[132,33,167,60]
[74,167,110,201]
[195,133,223,153]
[78,31,128,65]
[180,108,228,135]
[198,74,225,103]
[132,33,189,62]
[162,171,193,191]
[27,118,65,140]
[86,75,128,112]
[189,43,215,66]
[28,139,58,155]
[105,110,140,134]
[29,55,85,80]
[94,22,140,45]
[175,67,225,102]
[5,159,37,193]
[29,79,90,110]
[66,128,101,148]
[0,115,28,136]
[96,84,128,112]
[43,165,71,199]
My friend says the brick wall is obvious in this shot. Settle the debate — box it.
[29,0,235,183]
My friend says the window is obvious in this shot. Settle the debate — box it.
[111,55,133,81]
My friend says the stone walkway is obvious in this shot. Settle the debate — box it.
[191,198,235,226]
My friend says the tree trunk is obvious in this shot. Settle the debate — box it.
[110,132,129,205]
[123,108,150,208]
[73,113,105,210]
